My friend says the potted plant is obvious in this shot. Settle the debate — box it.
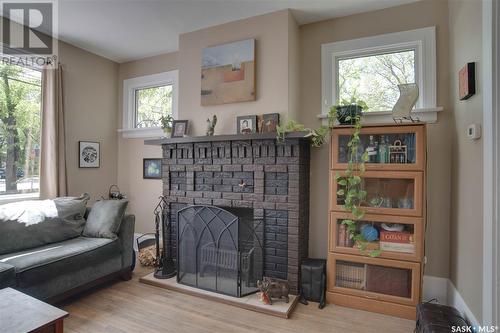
[160,114,174,136]
[332,97,368,125]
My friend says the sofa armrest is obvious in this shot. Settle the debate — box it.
[0,262,16,289]
[117,214,135,269]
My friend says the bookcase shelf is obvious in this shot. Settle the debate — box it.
[327,123,426,320]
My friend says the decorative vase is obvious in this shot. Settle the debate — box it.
[163,127,172,136]
[336,105,363,124]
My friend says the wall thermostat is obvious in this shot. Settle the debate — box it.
[467,123,481,140]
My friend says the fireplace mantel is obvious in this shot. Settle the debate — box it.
[144,131,309,145]
[149,131,311,294]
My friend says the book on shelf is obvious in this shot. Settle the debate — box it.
[380,230,413,243]
[380,242,415,253]
[338,223,355,248]
[338,224,346,247]
[380,230,415,253]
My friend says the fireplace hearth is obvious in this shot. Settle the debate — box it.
[145,132,311,294]
[177,205,263,297]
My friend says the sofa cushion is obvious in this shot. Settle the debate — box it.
[83,200,128,239]
[0,262,15,289]
[0,236,116,273]
[0,236,122,300]
[0,194,90,255]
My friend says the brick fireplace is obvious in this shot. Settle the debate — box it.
[145,132,310,294]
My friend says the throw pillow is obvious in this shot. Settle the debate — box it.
[83,200,128,239]
[0,193,90,255]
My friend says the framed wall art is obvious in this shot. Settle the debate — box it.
[143,158,162,179]
[201,39,256,106]
[79,141,100,168]
[459,62,475,100]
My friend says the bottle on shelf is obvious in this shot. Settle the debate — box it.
[366,135,378,163]
[378,135,389,163]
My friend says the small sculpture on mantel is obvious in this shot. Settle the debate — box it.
[392,83,420,123]
[206,115,217,136]
[257,277,290,305]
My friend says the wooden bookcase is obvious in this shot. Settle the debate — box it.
[327,123,426,320]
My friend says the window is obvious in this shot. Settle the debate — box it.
[322,27,439,122]
[122,70,178,138]
[0,63,42,198]
[135,85,173,128]
[338,50,415,112]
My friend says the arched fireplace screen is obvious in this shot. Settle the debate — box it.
[177,205,263,297]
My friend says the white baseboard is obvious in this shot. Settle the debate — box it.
[423,275,479,327]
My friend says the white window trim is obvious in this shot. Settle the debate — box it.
[320,26,442,124]
[120,70,178,138]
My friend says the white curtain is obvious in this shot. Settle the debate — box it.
[39,65,67,199]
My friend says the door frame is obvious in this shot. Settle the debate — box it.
[482,0,499,325]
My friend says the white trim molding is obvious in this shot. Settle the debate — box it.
[482,0,499,326]
[121,70,178,139]
[320,27,438,124]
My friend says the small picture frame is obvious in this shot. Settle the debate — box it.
[459,62,475,100]
[258,113,280,133]
[237,115,257,134]
[79,141,100,168]
[172,120,188,138]
[143,158,162,179]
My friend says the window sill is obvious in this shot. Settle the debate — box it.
[317,107,444,124]
[118,127,167,139]
[0,192,40,205]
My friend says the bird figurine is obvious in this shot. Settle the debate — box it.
[206,115,217,136]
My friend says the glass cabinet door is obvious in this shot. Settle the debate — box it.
[331,125,425,171]
[330,170,423,217]
[327,253,420,306]
[329,212,423,262]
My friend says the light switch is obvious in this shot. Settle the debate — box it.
[466,123,482,140]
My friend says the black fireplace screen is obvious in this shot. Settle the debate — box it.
[176,205,263,297]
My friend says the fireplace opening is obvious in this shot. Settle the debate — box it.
[176,205,264,297]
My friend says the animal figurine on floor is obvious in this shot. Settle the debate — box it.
[206,115,217,136]
[257,277,290,305]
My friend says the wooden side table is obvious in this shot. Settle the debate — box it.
[0,288,68,333]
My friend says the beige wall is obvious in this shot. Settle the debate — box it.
[299,0,452,279]
[117,53,179,233]
[178,10,294,136]
[58,41,119,202]
[448,0,484,321]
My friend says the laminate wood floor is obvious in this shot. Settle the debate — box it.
[58,264,415,333]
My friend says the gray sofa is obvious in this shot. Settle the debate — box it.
[0,207,135,303]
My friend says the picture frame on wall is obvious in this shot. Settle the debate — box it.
[79,141,100,168]
[171,120,189,138]
[237,115,257,134]
[143,158,162,179]
[459,62,475,100]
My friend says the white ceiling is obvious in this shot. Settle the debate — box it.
[52,0,419,63]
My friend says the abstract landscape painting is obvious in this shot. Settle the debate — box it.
[201,39,255,106]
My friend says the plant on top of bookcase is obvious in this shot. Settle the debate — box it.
[333,109,381,258]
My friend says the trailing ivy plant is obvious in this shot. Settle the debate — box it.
[333,110,381,257]
[275,101,381,257]
[276,120,329,148]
